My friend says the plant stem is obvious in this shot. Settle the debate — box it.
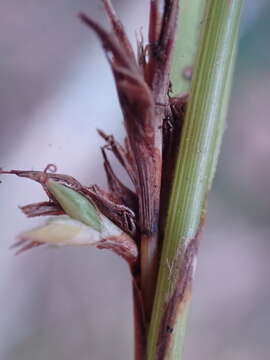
[171,0,207,96]
[147,1,243,359]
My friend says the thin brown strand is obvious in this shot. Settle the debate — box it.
[20,201,64,218]
[98,129,137,185]
[101,146,138,213]
[132,274,147,360]
[13,240,44,255]
[149,0,162,45]
[147,0,179,101]
[79,13,132,71]
[102,0,136,62]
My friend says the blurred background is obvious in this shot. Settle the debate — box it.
[0,1,269,359]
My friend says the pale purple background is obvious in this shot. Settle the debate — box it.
[0,1,270,359]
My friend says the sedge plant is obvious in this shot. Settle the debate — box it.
[0,0,243,359]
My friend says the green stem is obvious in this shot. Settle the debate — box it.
[170,0,207,96]
[147,1,243,359]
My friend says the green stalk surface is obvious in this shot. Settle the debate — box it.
[147,1,243,359]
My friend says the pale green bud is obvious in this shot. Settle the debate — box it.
[19,216,119,246]
[17,215,138,265]
[47,180,101,232]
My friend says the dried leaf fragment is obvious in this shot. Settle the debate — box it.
[0,167,136,235]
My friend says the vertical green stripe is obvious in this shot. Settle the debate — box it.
[147,1,243,358]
